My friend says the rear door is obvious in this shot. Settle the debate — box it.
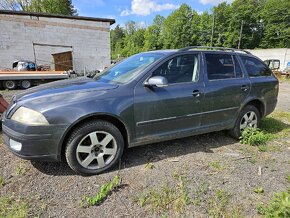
[201,52,251,128]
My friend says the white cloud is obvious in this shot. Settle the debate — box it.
[121,0,179,16]
[199,0,232,5]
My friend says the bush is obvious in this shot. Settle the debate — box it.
[257,190,290,217]
[240,128,272,146]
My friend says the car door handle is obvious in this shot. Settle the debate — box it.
[192,90,201,97]
[241,85,249,91]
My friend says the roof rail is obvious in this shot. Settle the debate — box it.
[178,46,251,54]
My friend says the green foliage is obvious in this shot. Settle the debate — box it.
[208,189,231,217]
[0,0,77,15]
[254,187,264,194]
[257,190,290,217]
[0,197,28,218]
[209,161,228,171]
[16,165,28,176]
[145,162,154,169]
[287,175,290,184]
[193,182,209,205]
[240,128,272,146]
[25,0,77,15]
[80,175,120,207]
[0,196,45,217]
[0,176,5,187]
[137,176,191,215]
[111,1,289,59]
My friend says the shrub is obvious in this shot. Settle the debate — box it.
[240,128,272,146]
[257,190,290,217]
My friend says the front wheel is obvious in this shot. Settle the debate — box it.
[229,105,260,139]
[65,120,124,175]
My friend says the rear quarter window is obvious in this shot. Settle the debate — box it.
[240,56,272,77]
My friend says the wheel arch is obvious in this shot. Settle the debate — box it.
[243,99,265,118]
[59,113,130,160]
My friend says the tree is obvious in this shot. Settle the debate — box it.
[161,4,194,49]
[111,25,125,59]
[212,2,232,47]
[0,0,77,15]
[259,0,290,48]
[225,0,264,49]
[196,11,212,46]
[143,15,165,51]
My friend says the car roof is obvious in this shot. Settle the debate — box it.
[144,46,252,57]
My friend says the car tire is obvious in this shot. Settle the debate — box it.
[20,80,31,89]
[4,80,17,90]
[228,105,260,139]
[65,120,124,175]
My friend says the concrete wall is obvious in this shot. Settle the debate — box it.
[0,13,111,72]
[248,48,290,70]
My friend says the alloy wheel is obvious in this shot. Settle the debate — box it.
[76,131,117,170]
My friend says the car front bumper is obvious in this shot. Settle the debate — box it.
[2,118,69,161]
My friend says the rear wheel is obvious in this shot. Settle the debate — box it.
[4,80,17,90]
[229,105,260,139]
[20,80,31,89]
[65,120,124,175]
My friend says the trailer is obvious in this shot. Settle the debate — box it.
[0,71,70,90]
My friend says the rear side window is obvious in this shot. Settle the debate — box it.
[205,53,242,80]
[240,56,272,77]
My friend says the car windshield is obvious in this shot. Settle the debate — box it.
[94,53,164,84]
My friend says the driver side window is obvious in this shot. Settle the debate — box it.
[152,54,200,84]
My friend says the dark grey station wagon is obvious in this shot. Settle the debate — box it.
[2,46,279,175]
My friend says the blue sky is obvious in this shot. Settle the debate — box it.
[72,0,230,28]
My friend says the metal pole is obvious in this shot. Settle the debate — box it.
[210,13,215,47]
[238,20,244,49]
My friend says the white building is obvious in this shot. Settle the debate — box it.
[0,10,115,72]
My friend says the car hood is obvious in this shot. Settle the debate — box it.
[15,77,118,102]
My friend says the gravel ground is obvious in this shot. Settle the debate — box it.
[0,81,290,217]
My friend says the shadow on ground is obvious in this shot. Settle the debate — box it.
[30,130,237,176]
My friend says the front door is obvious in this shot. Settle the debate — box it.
[133,53,204,142]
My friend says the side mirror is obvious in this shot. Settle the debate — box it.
[144,76,168,88]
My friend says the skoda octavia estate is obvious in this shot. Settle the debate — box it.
[2,47,279,175]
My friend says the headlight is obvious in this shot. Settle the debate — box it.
[11,107,49,126]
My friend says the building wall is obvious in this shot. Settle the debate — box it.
[0,13,111,72]
[248,48,290,70]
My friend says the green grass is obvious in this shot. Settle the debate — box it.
[137,176,191,215]
[240,111,290,147]
[260,114,290,138]
[208,161,228,171]
[193,182,209,205]
[287,174,290,184]
[254,187,264,194]
[258,144,282,152]
[0,176,5,187]
[15,165,28,176]
[145,162,154,169]
[257,189,290,217]
[0,196,45,218]
[0,197,29,218]
[80,175,121,207]
[208,189,231,217]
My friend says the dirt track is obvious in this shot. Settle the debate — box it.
[0,81,290,217]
